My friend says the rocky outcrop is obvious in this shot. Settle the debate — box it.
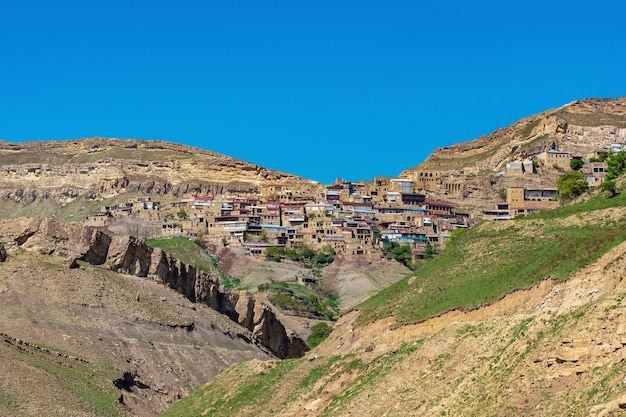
[0,138,314,204]
[219,290,309,359]
[0,243,6,262]
[98,234,308,359]
[0,218,308,359]
[402,97,626,184]
[101,234,307,358]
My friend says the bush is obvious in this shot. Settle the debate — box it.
[606,150,626,181]
[599,180,617,197]
[557,171,587,201]
[193,234,207,249]
[307,322,333,348]
[424,243,434,259]
[312,252,334,267]
[264,246,284,261]
[569,159,584,171]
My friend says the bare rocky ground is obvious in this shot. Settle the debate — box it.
[214,245,412,337]
[0,250,272,417]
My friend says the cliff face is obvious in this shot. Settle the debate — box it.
[0,218,308,360]
[0,138,312,204]
[405,97,626,175]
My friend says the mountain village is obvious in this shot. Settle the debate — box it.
[84,142,622,262]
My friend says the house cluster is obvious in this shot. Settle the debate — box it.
[86,177,474,260]
[482,142,625,219]
[84,142,624,256]
[507,143,624,178]
[85,197,159,227]
[482,187,559,220]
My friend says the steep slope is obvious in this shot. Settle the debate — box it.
[0,251,272,417]
[160,190,626,416]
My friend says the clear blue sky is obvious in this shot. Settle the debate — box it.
[1,1,625,184]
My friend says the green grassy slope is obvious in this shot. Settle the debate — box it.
[356,191,626,326]
[146,236,217,273]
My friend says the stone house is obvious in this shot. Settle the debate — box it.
[542,149,571,168]
[582,162,607,187]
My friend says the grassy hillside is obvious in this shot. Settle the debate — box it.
[146,236,217,273]
[356,192,626,326]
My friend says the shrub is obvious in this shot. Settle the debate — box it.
[307,322,333,348]
[193,233,206,249]
[557,171,587,201]
[569,159,584,171]
[606,150,626,181]
[599,180,617,197]
[264,246,284,261]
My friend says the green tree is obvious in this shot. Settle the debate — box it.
[301,247,315,260]
[176,209,189,220]
[312,252,334,267]
[596,151,609,162]
[307,322,332,348]
[606,150,626,181]
[599,180,617,197]
[569,159,584,171]
[556,171,587,201]
[285,248,302,261]
[320,244,336,255]
[259,229,268,242]
[264,246,284,262]
[382,243,413,267]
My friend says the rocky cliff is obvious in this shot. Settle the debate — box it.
[0,138,315,205]
[400,97,626,206]
[0,218,308,360]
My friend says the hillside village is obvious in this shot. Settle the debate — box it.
[2,98,626,417]
[86,177,465,260]
[84,141,623,262]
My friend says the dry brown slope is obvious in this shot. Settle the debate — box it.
[0,251,273,417]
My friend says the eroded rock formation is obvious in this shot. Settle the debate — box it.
[0,218,308,359]
[0,138,312,204]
